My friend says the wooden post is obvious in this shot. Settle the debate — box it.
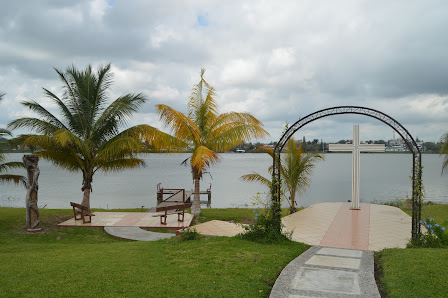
[23,154,41,231]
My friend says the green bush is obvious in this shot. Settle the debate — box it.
[408,218,448,248]
[178,226,200,241]
[239,207,292,243]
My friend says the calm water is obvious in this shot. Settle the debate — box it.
[1,153,447,209]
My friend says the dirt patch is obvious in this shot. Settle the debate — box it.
[16,214,72,234]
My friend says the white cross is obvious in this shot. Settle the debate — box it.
[329,125,385,209]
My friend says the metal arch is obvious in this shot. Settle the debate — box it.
[272,106,422,240]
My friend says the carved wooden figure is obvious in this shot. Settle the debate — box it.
[23,154,41,230]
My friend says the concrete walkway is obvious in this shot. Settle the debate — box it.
[104,226,175,241]
[270,246,380,297]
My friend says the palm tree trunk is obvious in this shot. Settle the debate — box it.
[81,187,91,211]
[289,194,297,214]
[191,176,201,216]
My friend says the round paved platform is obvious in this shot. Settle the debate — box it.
[282,202,411,251]
[104,226,175,241]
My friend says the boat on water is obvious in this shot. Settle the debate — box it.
[236,149,245,153]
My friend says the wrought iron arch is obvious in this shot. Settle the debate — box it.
[272,106,422,240]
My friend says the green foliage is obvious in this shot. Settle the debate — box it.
[8,64,171,208]
[239,200,292,244]
[177,226,200,241]
[408,218,448,248]
[441,132,448,173]
[241,138,324,214]
[0,95,26,186]
[156,69,268,215]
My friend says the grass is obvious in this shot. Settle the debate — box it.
[376,204,448,297]
[0,207,309,297]
[377,248,448,297]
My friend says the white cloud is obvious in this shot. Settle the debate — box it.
[1,0,448,143]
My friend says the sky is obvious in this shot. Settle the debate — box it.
[1,0,448,144]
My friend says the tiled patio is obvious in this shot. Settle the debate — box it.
[58,212,193,230]
[283,202,411,251]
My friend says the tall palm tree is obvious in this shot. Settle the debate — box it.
[242,138,324,214]
[0,93,26,186]
[8,64,170,210]
[156,69,269,216]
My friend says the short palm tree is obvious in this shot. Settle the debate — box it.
[441,133,448,174]
[156,69,269,216]
[0,94,26,186]
[8,64,169,210]
[242,138,324,214]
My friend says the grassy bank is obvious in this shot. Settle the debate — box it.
[376,204,448,297]
[0,207,308,297]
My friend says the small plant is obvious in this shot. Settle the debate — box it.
[408,218,448,248]
[239,203,292,244]
[178,226,200,241]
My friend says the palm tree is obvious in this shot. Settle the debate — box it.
[242,138,324,214]
[0,93,26,186]
[441,133,448,174]
[156,69,269,216]
[8,64,170,210]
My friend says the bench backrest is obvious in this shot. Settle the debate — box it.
[156,203,192,212]
[70,202,88,211]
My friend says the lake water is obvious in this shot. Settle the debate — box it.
[1,153,447,209]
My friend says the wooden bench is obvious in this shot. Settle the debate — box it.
[70,202,95,223]
[153,202,192,225]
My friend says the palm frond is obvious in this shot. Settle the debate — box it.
[95,136,142,164]
[0,161,25,172]
[240,172,271,188]
[21,100,67,130]
[191,145,219,174]
[210,123,269,152]
[8,118,62,135]
[92,93,147,143]
[0,128,12,137]
[118,124,186,152]
[22,135,83,172]
[156,104,201,144]
[96,157,145,173]
[0,174,27,187]
[42,88,76,130]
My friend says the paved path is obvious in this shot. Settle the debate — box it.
[270,246,380,297]
[193,220,245,236]
[104,226,175,241]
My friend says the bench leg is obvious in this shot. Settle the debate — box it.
[73,207,82,220]
[82,214,92,224]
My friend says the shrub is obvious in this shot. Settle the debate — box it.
[178,226,200,241]
[239,206,292,244]
[408,218,448,248]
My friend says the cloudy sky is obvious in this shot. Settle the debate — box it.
[1,0,447,143]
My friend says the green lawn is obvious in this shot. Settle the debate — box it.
[0,207,308,297]
[378,248,448,297]
[376,204,448,297]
